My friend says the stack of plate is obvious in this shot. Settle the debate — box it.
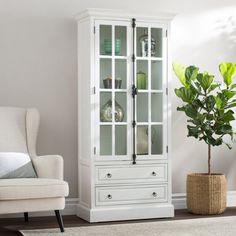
[103,39,121,55]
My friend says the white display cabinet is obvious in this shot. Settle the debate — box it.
[77,9,175,222]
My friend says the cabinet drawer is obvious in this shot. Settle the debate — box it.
[95,164,167,184]
[96,185,168,206]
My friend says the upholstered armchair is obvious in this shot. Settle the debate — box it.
[0,107,69,232]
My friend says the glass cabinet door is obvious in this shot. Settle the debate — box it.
[135,25,165,158]
[96,21,131,160]
[95,20,167,161]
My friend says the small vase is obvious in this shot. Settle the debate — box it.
[137,71,146,89]
[139,29,156,57]
[100,99,124,122]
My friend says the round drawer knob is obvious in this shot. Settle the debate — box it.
[107,194,112,199]
[106,173,112,178]
[152,192,157,197]
[152,171,157,176]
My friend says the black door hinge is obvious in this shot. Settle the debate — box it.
[132,18,136,28]
[132,85,138,98]
[132,154,137,164]
[132,54,136,62]
[132,120,136,128]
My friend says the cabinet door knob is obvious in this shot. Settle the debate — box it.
[106,173,112,178]
[152,192,157,197]
[152,171,157,176]
[107,194,112,199]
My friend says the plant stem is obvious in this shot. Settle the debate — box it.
[208,144,211,175]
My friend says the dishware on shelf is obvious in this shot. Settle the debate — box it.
[139,29,156,57]
[137,71,146,89]
[100,99,124,122]
[137,127,156,155]
[103,39,121,55]
[103,77,122,89]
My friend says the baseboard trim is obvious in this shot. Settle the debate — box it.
[0,198,78,218]
[172,191,236,209]
[1,191,236,218]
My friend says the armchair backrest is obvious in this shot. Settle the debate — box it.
[0,107,40,157]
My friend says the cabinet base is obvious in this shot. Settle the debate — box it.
[77,203,174,222]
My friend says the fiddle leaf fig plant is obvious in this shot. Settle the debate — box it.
[173,62,236,175]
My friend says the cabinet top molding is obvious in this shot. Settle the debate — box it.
[75,8,176,22]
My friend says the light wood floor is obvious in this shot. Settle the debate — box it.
[1,208,236,236]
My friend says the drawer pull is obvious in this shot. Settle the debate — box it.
[152,192,157,197]
[106,173,112,178]
[107,194,112,199]
[152,171,157,176]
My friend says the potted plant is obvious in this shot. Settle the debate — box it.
[173,62,236,214]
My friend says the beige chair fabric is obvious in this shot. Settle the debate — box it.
[0,107,69,214]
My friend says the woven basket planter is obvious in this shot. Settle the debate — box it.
[187,173,226,215]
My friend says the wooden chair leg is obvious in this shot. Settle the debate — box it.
[24,212,29,222]
[55,210,64,232]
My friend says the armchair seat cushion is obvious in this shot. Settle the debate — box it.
[0,178,69,200]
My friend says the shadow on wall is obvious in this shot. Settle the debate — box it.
[171,7,236,193]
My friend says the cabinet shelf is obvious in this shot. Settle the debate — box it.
[99,122,128,125]
[136,57,163,61]
[136,122,163,125]
[99,55,128,60]
[99,89,128,92]
[137,90,163,93]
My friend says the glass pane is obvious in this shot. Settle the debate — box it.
[100,125,112,155]
[100,25,112,55]
[136,27,148,57]
[115,59,127,89]
[136,60,148,90]
[151,93,163,122]
[151,61,162,90]
[151,125,163,154]
[137,93,148,122]
[137,125,148,155]
[115,92,126,122]
[151,28,162,57]
[100,92,112,122]
[115,26,127,56]
[115,125,127,155]
[100,59,112,89]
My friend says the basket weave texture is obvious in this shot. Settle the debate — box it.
[187,173,226,215]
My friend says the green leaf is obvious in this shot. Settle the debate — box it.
[219,62,236,86]
[185,66,199,83]
[219,110,235,122]
[173,63,187,87]
[208,83,219,93]
[215,96,222,109]
[215,124,232,135]
[177,104,198,119]
[187,125,201,138]
[175,87,195,103]
[226,102,236,109]
[205,95,215,111]
[222,89,236,99]
[197,72,214,92]
[230,83,236,90]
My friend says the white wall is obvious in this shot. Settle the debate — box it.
[1,0,236,197]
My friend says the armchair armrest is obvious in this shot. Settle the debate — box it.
[32,155,64,180]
